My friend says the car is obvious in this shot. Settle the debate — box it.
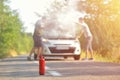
[34,21,81,60]
[43,37,81,60]
[34,37,81,60]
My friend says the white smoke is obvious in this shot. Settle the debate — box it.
[41,0,85,38]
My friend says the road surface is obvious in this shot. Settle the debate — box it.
[0,55,120,80]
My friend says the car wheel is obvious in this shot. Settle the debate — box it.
[64,56,68,59]
[74,55,80,60]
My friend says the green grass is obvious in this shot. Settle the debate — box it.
[80,51,120,63]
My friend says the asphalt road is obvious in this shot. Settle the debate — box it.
[0,55,120,80]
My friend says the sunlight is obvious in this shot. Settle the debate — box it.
[9,0,85,33]
[9,0,54,33]
[103,0,111,4]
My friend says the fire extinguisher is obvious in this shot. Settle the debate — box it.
[39,55,45,75]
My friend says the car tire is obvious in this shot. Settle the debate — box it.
[74,55,80,60]
[64,56,68,59]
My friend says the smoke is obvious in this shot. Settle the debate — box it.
[41,0,85,38]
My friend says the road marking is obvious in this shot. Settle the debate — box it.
[33,61,50,70]
[33,61,62,76]
[48,71,62,76]
[45,66,50,70]
[33,61,38,64]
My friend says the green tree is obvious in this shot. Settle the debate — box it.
[77,0,120,59]
[0,0,32,58]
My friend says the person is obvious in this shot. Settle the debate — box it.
[27,47,36,61]
[27,16,46,61]
[78,17,94,60]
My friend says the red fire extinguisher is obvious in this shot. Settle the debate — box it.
[39,55,45,75]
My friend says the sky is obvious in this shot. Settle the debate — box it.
[9,0,54,33]
[9,0,110,34]
[9,0,85,34]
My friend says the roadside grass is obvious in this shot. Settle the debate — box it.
[80,51,120,63]
[0,50,28,59]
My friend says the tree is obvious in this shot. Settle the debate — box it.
[0,0,32,58]
[77,0,120,56]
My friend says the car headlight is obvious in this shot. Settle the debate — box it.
[42,38,51,45]
[42,38,48,42]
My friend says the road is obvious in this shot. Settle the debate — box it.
[0,55,120,80]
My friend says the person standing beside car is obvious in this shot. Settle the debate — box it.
[78,17,94,60]
[27,16,46,60]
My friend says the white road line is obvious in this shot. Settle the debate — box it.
[33,61,38,64]
[33,61,50,70]
[45,66,50,70]
[33,61,62,76]
[48,71,62,76]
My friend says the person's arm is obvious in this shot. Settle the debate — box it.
[76,29,84,38]
[76,23,84,39]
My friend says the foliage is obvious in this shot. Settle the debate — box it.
[77,0,120,61]
[0,0,32,58]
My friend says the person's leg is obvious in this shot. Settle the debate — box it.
[27,47,35,60]
[89,43,93,58]
[85,47,89,59]
[27,35,36,61]
[29,47,35,57]
[82,40,89,60]
[35,36,43,59]
[85,38,90,59]
[37,47,43,59]
[88,37,94,60]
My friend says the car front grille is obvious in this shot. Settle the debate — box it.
[49,47,75,53]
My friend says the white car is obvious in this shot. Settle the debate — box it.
[41,37,81,60]
[34,24,81,60]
